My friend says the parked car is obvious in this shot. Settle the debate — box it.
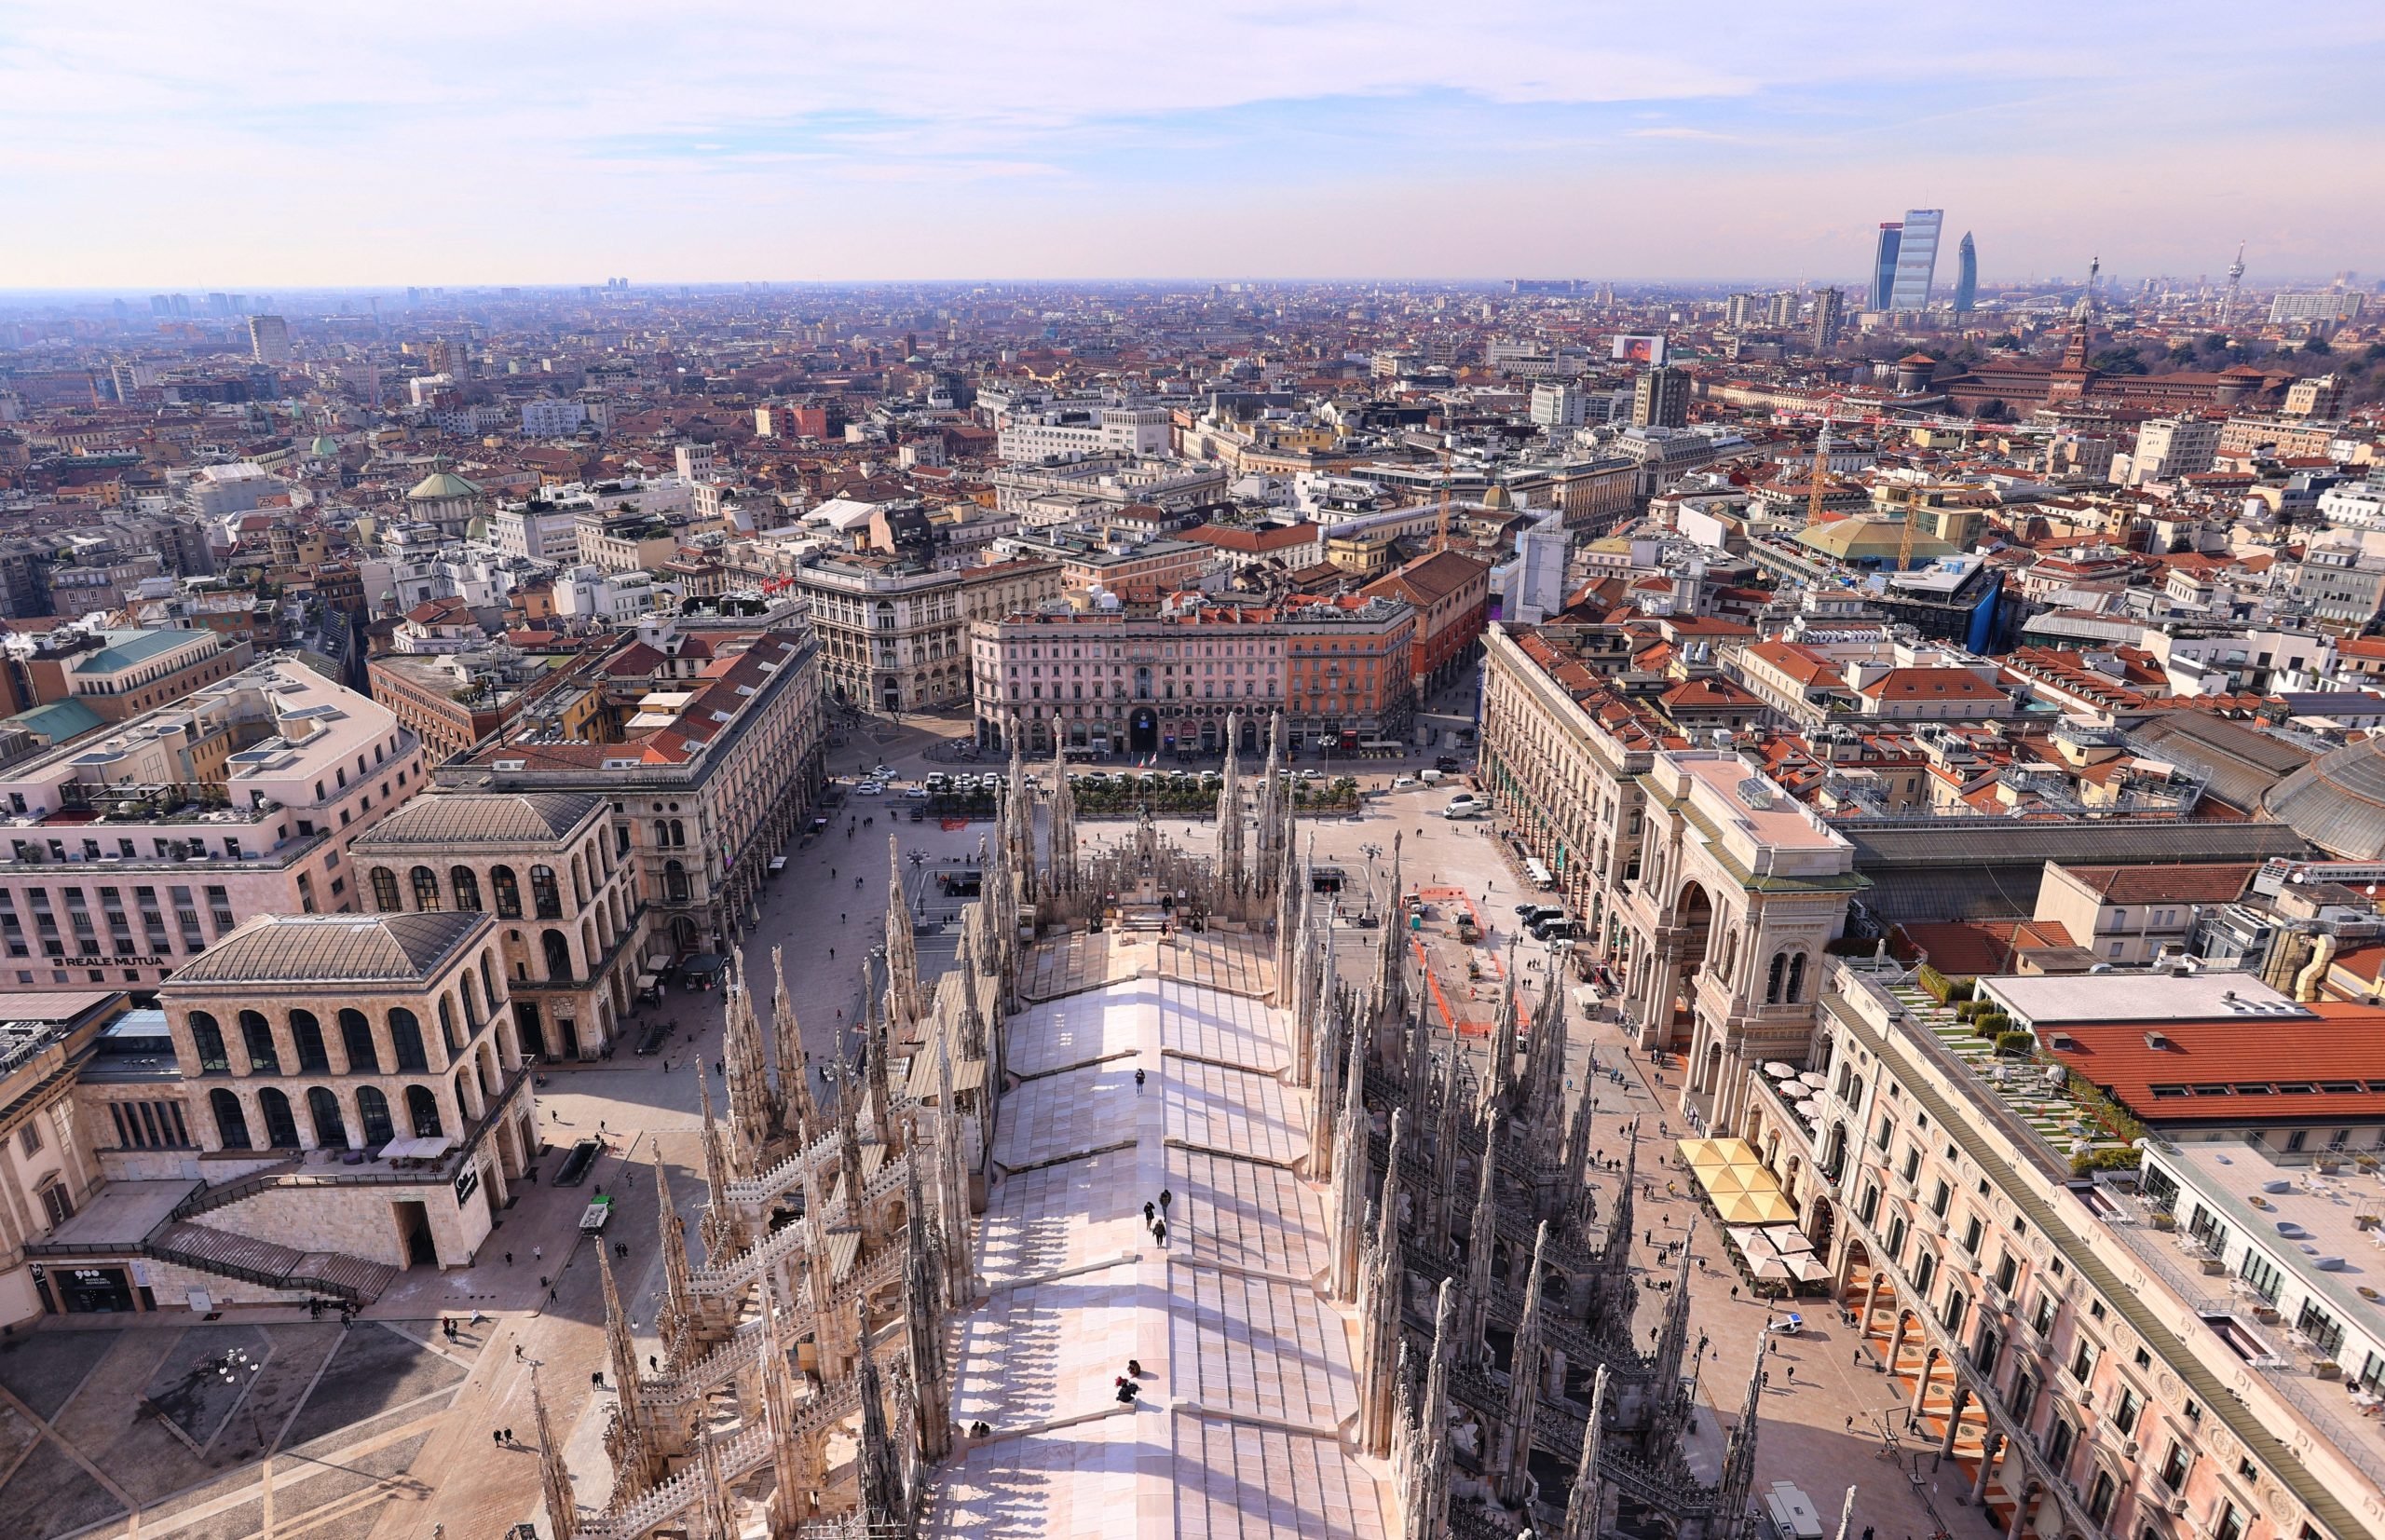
[1391,775,1419,789]
[1435,756,1462,773]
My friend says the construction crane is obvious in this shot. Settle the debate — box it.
[1805,396,1841,529]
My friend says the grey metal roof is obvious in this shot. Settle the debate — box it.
[168,913,485,987]
[1845,820,2313,921]
[2262,737,2385,861]
[349,792,603,852]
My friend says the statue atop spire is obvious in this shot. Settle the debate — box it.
[1714,1333,1769,1540]
[902,1129,952,1461]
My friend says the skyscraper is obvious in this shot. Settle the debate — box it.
[248,314,291,365]
[1811,287,1845,350]
[1870,224,1902,310]
[1889,209,1944,310]
[1954,232,1978,313]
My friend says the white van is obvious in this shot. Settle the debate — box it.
[1420,769,1445,784]
[1443,796,1484,821]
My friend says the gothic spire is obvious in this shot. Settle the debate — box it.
[1327,1009,1372,1302]
[722,949,773,1177]
[1005,716,1034,905]
[929,1033,974,1302]
[760,1273,820,1533]
[1457,1106,1499,1365]
[865,977,901,1161]
[772,946,817,1142]
[901,1132,952,1461]
[1216,711,1245,896]
[1357,1110,1406,1457]
[884,834,921,1040]
[1401,1279,1456,1540]
[1560,1366,1610,1540]
[653,1158,695,1370]
[1046,739,1077,897]
[1483,940,1520,1117]
[596,1247,659,1494]
[1370,832,1405,1023]
[951,929,988,1061]
[1560,1065,1600,1232]
[1646,1243,1698,1461]
[1715,1333,1768,1540]
[532,1365,578,1540]
[696,1067,748,1261]
[1401,999,1433,1124]
[1496,1220,1551,1507]
[855,1302,906,1529]
[801,1166,847,1383]
[1427,1051,1465,1261]
[837,1051,868,1232]
[694,1417,737,1540]
[1597,1124,1639,1332]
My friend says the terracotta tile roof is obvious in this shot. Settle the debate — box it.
[2056,862,2258,906]
[2046,1004,2385,1121]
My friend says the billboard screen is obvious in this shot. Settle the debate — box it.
[1611,334,1668,364]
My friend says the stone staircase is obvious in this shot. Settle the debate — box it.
[150,1220,401,1303]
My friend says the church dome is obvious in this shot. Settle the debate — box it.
[407,469,480,502]
[2260,738,2385,860]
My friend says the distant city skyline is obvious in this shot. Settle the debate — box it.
[0,1,2379,289]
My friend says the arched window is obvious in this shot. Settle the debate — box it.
[437,996,462,1056]
[339,1008,379,1073]
[211,1088,252,1150]
[1913,1250,1938,1299]
[356,1085,395,1146]
[405,1084,443,1138]
[664,859,689,904]
[307,1086,347,1149]
[258,1087,300,1148]
[389,1008,429,1072]
[542,930,574,981]
[571,856,587,909]
[1765,952,1789,1005]
[491,865,523,919]
[451,866,483,912]
[411,866,443,912]
[290,1010,329,1073]
[370,866,402,913]
[461,974,483,1030]
[190,1011,230,1073]
[238,1010,279,1074]
[1785,951,1808,1004]
[479,951,498,1011]
[455,1067,474,1119]
[529,865,562,920]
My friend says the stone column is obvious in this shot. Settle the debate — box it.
[2005,1483,2037,1540]
[1884,1312,1909,1376]
[1910,1346,1940,1419]
[1970,1430,2002,1503]
[1939,1383,1970,1456]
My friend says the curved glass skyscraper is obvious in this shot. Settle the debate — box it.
[1954,231,1978,312]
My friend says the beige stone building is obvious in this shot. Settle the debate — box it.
[157,911,537,1269]
[441,612,826,956]
[1724,961,2385,1540]
[349,790,643,1057]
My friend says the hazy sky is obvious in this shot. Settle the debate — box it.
[2,1,2378,289]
